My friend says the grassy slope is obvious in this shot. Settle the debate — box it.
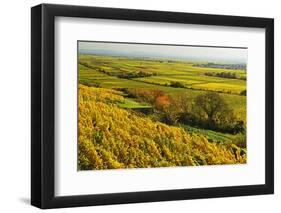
[180,124,236,143]
[118,98,151,109]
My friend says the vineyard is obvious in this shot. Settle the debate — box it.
[78,85,246,170]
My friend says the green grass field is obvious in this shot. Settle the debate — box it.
[180,124,236,142]
[118,98,152,109]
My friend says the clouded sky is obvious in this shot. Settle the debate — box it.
[79,41,247,64]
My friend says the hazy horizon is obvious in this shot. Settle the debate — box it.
[78,41,248,64]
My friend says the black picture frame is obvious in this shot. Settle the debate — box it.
[31,3,274,209]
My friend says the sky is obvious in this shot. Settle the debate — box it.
[78,41,247,64]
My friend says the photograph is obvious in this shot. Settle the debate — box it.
[30,3,274,209]
[77,41,248,170]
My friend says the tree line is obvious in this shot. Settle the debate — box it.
[123,88,245,134]
[196,63,246,70]
[204,72,246,80]
[79,61,155,79]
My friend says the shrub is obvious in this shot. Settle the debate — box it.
[170,81,185,88]
[126,88,164,104]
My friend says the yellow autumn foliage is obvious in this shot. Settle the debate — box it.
[78,84,246,170]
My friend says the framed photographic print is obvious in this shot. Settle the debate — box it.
[31,3,274,209]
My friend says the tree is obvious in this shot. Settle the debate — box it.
[155,95,171,110]
[155,95,182,125]
[194,92,234,130]
[171,93,194,124]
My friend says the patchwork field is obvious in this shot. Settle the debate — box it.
[79,55,246,121]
